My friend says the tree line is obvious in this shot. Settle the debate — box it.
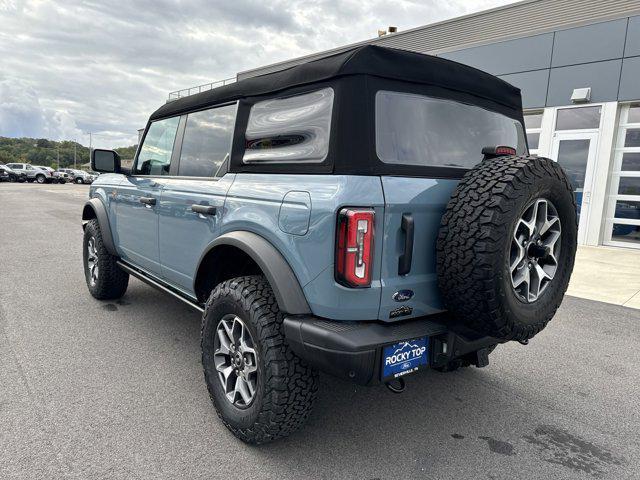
[0,137,137,169]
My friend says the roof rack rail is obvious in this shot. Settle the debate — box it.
[167,76,237,102]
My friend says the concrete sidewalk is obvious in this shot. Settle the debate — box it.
[567,245,640,309]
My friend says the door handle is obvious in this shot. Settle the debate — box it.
[398,213,414,276]
[139,197,156,206]
[191,204,217,216]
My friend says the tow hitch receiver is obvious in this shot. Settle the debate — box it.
[385,377,406,394]
[475,347,490,368]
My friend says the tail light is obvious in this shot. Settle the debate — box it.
[482,145,517,158]
[335,208,374,288]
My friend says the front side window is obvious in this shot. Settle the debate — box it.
[178,104,237,177]
[243,87,334,164]
[375,91,525,169]
[135,116,180,175]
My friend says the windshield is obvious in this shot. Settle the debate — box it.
[375,90,526,169]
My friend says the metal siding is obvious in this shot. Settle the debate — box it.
[238,0,640,80]
[546,59,623,105]
[625,15,640,57]
[439,33,553,76]
[551,18,628,67]
[499,70,550,108]
[619,56,640,100]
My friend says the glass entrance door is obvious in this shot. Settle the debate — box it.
[550,131,599,244]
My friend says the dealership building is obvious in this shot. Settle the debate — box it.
[171,0,640,249]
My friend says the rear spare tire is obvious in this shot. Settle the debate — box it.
[436,155,577,342]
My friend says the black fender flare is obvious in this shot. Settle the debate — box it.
[82,198,117,256]
[197,231,311,315]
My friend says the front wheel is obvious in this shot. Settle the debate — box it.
[83,219,129,300]
[201,276,318,444]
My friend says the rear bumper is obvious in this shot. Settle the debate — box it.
[283,314,500,385]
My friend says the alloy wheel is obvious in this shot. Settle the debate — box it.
[87,237,99,286]
[510,198,562,303]
[213,314,258,408]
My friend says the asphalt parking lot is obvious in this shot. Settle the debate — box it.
[1,182,639,479]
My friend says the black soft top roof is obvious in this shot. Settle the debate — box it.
[150,45,521,121]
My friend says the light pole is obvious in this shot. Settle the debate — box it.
[74,140,77,169]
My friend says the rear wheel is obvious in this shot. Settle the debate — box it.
[36,174,46,184]
[437,156,577,342]
[83,219,129,300]
[76,177,84,184]
[201,276,318,444]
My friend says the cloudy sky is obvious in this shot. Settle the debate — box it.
[0,0,516,148]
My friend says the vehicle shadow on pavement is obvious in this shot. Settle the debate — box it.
[112,283,629,480]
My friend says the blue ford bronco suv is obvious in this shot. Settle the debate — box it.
[83,46,577,444]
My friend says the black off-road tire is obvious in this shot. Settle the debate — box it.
[83,219,129,300]
[436,156,577,342]
[201,276,318,444]
[76,177,84,184]
[36,174,46,184]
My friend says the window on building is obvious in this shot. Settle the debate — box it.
[627,104,640,124]
[624,129,640,148]
[524,111,543,153]
[621,153,640,171]
[524,112,543,129]
[243,88,334,164]
[604,104,640,248]
[556,106,601,130]
[135,117,180,176]
[178,104,237,177]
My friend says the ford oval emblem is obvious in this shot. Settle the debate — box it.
[392,290,414,302]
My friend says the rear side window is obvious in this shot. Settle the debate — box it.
[178,104,237,177]
[135,116,180,175]
[375,90,525,169]
[243,87,334,164]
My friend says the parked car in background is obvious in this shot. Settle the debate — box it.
[55,170,73,183]
[59,168,93,184]
[33,166,68,184]
[0,163,26,182]
[5,163,52,183]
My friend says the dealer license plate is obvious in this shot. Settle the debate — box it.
[382,337,429,380]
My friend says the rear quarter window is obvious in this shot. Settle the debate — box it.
[375,90,526,169]
[243,87,334,164]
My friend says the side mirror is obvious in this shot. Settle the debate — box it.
[91,149,121,173]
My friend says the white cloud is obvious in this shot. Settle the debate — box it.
[0,78,83,140]
[0,0,517,147]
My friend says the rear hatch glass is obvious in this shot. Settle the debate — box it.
[376,90,526,169]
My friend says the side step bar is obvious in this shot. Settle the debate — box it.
[116,260,204,313]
